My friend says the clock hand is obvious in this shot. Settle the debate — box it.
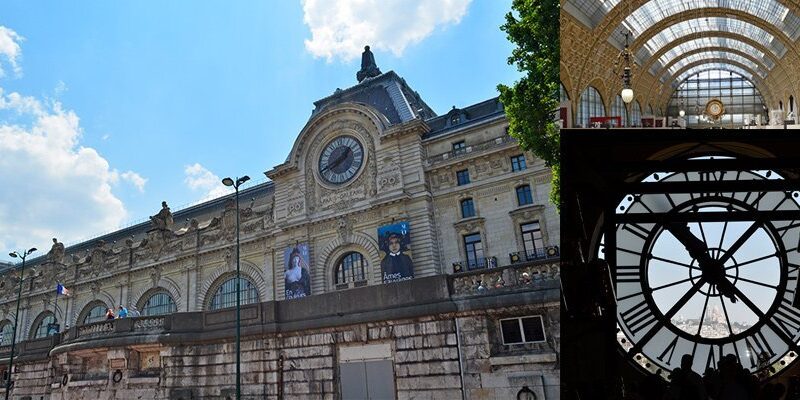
[321,149,350,173]
[666,222,736,303]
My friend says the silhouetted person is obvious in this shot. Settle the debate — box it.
[677,354,706,400]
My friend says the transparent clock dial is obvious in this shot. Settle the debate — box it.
[604,159,800,380]
[318,135,364,184]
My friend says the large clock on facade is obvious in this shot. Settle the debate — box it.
[607,158,800,380]
[705,99,725,121]
[318,135,364,185]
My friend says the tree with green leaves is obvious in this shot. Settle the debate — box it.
[498,0,560,208]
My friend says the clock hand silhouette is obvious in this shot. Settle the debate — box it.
[666,222,737,303]
[321,149,350,173]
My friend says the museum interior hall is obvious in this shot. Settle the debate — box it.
[560,0,800,129]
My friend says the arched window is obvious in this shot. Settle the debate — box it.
[647,104,653,115]
[667,70,766,127]
[31,312,56,339]
[791,96,795,113]
[460,198,476,218]
[560,83,570,103]
[577,86,605,127]
[631,101,642,126]
[516,185,533,206]
[335,252,367,288]
[611,95,628,127]
[0,321,13,345]
[141,292,177,316]
[209,277,258,310]
[82,303,109,325]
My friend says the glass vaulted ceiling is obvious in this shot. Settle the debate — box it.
[662,51,768,80]
[673,64,754,86]
[634,18,787,61]
[650,38,776,78]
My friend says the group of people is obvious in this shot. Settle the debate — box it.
[628,354,800,400]
[104,305,141,320]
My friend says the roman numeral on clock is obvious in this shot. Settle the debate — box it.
[656,335,679,364]
[744,331,776,369]
[620,298,657,336]
[772,299,800,340]
[616,266,641,283]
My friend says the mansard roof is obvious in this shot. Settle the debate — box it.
[423,97,505,140]
[312,71,437,125]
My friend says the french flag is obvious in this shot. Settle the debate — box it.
[56,283,71,297]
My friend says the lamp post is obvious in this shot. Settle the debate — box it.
[5,247,36,400]
[221,175,249,400]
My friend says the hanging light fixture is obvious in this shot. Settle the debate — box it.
[615,31,635,104]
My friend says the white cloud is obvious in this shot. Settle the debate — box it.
[184,163,232,203]
[302,0,471,62]
[120,171,147,192]
[0,25,138,256]
[0,26,23,77]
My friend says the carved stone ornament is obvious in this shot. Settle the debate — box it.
[45,238,66,265]
[149,265,162,287]
[145,230,167,261]
[149,201,174,231]
[337,216,352,242]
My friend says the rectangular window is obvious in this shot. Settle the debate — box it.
[511,154,527,172]
[521,222,545,259]
[456,169,470,186]
[516,185,533,206]
[500,315,546,345]
[463,233,484,270]
[460,198,475,218]
[452,141,466,155]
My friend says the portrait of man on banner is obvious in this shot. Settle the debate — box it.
[378,221,414,283]
[284,243,311,299]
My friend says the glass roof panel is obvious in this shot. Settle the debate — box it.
[617,0,800,44]
[663,51,767,80]
[563,0,623,28]
[656,38,775,70]
[633,18,787,61]
[673,64,754,85]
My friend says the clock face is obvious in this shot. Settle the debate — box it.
[706,99,725,120]
[318,135,364,184]
[606,159,800,380]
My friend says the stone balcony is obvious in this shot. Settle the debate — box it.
[425,134,517,167]
[0,260,559,364]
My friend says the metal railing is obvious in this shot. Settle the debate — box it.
[509,246,560,264]
[451,256,498,273]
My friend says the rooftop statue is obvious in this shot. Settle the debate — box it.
[356,45,382,82]
[46,237,65,264]
[150,201,174,231]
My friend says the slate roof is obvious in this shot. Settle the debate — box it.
[423,97,505,140]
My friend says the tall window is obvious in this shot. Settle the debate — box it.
[83,304,108,324]
[452,141,466,155]
[0,322,12,346]
[667,70,766,127]
[32,313,56,339]
[611,95,628,127]
[631,101,642,126]
[521,222,545,259]
[560,83,569,103]
[791,96,795,113]
[336,252,367,287]
[516,185,533,206]
[577,86,605,127]
[460,198,475,218]
[646,104,653,115]
[463,233,484,270]
[511,154,527,172]
[456,169,470,186]
[210,277,258,310]
[142,292,177,316]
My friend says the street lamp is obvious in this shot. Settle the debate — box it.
[5,247,36,400]
[221,175,249,400]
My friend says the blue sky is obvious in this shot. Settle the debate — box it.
[0,0,520,259]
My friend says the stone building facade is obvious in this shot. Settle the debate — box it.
[0,55,560,399]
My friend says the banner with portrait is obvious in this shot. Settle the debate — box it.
[284,243,311,299]
[378,221,414,283]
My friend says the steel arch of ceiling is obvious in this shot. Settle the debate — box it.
[649,60,774,106]
[658,49,770,83]
[629,10,794,58]
[636,33,785,81]
[654,42,775,74]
